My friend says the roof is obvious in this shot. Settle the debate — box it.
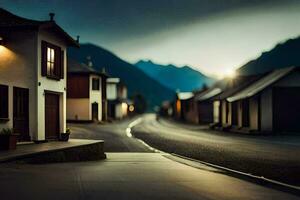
[67,59,106,76]
[216,75,262,100]
[177,92,194,100]
[0,8,78,47]
[227,66,296,102]
[107,78,121,84]
[195,79,227,101]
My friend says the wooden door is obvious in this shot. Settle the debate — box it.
[45,93,60,139]
[92,103,99,121]
[13,87,30,141]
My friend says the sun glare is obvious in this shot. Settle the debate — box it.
[224,69,236,79]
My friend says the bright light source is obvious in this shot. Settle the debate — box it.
[129,105,134,112]
[224,69,236,78]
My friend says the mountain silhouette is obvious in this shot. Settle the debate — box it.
[68,43,175,111]
[135,60,214,92]
[238,36,300,75]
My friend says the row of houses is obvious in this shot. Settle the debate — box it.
[171,67,300,134]
[0,8,132,142]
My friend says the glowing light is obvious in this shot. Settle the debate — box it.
[224,69,236,79]
[129,105,134,112]
[121,103,128,115]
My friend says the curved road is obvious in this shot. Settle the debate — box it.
[132,114,300,186]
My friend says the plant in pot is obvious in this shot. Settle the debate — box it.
[59,128,71,141]
[0,128,18,150]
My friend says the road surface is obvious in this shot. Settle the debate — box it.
[132,114,300,186]
[0,153,299,200]
[69,118,150,152]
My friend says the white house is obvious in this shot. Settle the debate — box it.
[67,59,107,122]
[0,8,78,141]
[106,78,129,119]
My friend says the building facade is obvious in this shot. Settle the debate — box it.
[67,60,107,122]
[0,8,78,141]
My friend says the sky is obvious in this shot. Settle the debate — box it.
[1,0,300,78]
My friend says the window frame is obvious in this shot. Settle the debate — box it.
[92,78,100,91]
[0,84,9,121]
[41,41,64,80]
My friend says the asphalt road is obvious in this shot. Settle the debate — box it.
[132,114,300,186]
[69,117,150,152]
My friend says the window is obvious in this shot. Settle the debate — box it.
[0,84,8,119]
[47,47,55,76]
[92,78,100,90]
[41,41,64,80]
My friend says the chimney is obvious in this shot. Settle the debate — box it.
[86,56,93,67]
[76,35,80,43]
[49,13,55,21]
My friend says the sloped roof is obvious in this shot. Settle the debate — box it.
[195,79,227,101]
[0,8,78,47]
[227,66,296,102]
[217,75,262,100]
[68,59,106,76]
[177,92,194,100]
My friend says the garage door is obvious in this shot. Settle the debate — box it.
[273,87,300,132]
[45,93,60,139]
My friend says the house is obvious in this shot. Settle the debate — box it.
[0,9,78,141]
[214,75,261,129]
[226,67,300,133]
[194,81,227,124]
[173,92,194,121]
[106,78,130,119]
[66,59,107,122]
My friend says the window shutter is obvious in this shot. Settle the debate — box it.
[41,41,47,76]
[54,46,61,79]
[60,50,64,79]
[0,85,8,118]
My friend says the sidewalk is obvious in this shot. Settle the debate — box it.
[0,153,298,200]
[0,139,105,163]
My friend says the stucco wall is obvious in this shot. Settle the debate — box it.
[37,29,67,140]
[237,101,242,127]
[0,30,37,139]
[260,88,273,131]
[213,101,220,123]
[89,75,102,121]
[67,99,90,120]
[107,83,117,100]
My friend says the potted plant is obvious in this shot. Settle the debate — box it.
[59,128,71,141]
[0,128,18,150]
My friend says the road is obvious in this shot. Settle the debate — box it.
[1,153,299,200]
[132,114,300,186]
[0,116,299,199]
[69,117,150,152]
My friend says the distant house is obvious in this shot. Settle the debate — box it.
[194,81,227,124]
[173,92,194,121]
[226,67,300,133]
[106,78,130,119]
[67,59,107,122]
[213,75,261,129]
[0,8,78,141]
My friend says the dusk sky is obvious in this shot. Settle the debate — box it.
[1,0,300,77]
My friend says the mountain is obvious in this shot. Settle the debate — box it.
[135,60,215,92]
[238,36,300,75]
[68,43,175,111]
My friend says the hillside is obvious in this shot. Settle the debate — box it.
[135,60,214,92]
[68,43,175,111]
[238,36,300,75]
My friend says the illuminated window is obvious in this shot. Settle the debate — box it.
[41,41,64,80]
[47,47,55,76]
